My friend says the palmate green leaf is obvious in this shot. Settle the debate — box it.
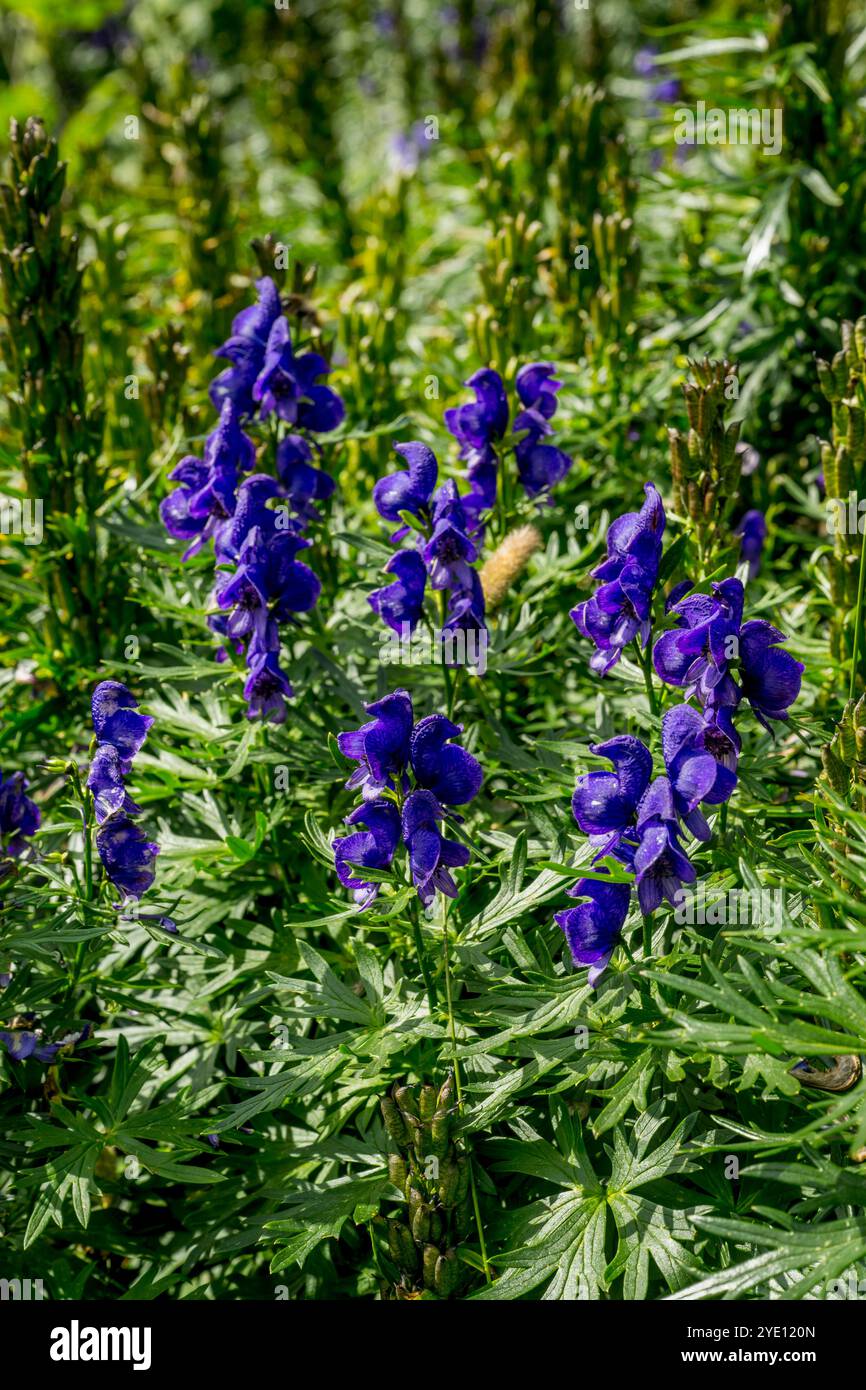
[266,1174,390,1274]
[667,1214,866,1301]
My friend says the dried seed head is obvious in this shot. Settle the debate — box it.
[479,524,543,610]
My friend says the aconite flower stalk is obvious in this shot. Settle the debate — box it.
[668,359,742,575]
[377,1075,476,1299]
[815,318,866,693]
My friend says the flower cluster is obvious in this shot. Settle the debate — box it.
[653,575,803,731]
[0,1017,90,1064]
[334,689,482,907]
[570,482,665,674]
[370,444,487,656]
[161,276,343,722]
[444,363,572,534]
[561,493,803,986]
[0,767,40,868]
[87,682,171,923]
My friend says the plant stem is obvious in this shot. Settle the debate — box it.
[441,908,491,1284]
[636,631,657,718]
[642,913,653,960]
[410,900,437,1013]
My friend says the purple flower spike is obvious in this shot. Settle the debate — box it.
[210,277,283,417]
[633,776,696,916]
[369,550,428,634]
[571,483,665,674]
[571,735,652,856]
[661,704,739,841]
[91,682,153,767]
[252,316,344,432]
[333,799,401,907]
[401,789,470,906]
[337,689,414,799]
[409,714,483,805]
[555,872,631,987]
[513,362,572,499]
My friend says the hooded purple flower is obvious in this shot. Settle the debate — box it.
[653,577,744,707]
[661,704,739,841]
[91,682,153,767]
[445,368,508,469]
[159,401,255,560]
[739,621,804,730]
[369,550,428,634]
[734,509,767,579]
[571,483,665,674]
[633,777,696,915]
[401,789,471,906]
[276,435,336,524]
[96,818,160,900]
[555,872,631,987]
[571,735,652,857]
[513,362,573,498]
[373,442,438,538]
[337,689,414,799]
[242,650,293,723]
[0,1022,90,1064]
[441,569,487,658]
[333,799,401,907]
[252,316,344,432]
[87,746,141,825]
[409,714,483,805]
[0,770,40,859]
[422,482,477,590]
[210,277,283,417]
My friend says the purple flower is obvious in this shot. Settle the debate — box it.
[337,689,414,799]
[96,818,160,900]
[445,368,509,462]
[734,509,767,579]
[0,1022,90,1064]
[661,704,739,841]
[571,735,652,857]
[389,121,434,176]
[441,569,487,652]
[409,714,483,805]
[160,401,255,560]
[373,442,438,536]
[369,550,428,634]
[571,483,666,674]
[513,362,572,498]
[739,620,804,730]
[333,799,401,907]
[401,789,471,906]
[87,746,141,825]
[210,277,283,417]
[652,577,744,707]
[276,435,335,524]
[633,776,696,915]
[422,482,477,590]
[555,872,631,987]
[0,770,40,859]
[242,650,293,723]
[252,316,344,432]
[91,682,153,767]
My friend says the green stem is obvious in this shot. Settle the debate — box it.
[441,910,491,1284]
[410,901,437,1013]
[642,913,653,960]
[636,631,657,718]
